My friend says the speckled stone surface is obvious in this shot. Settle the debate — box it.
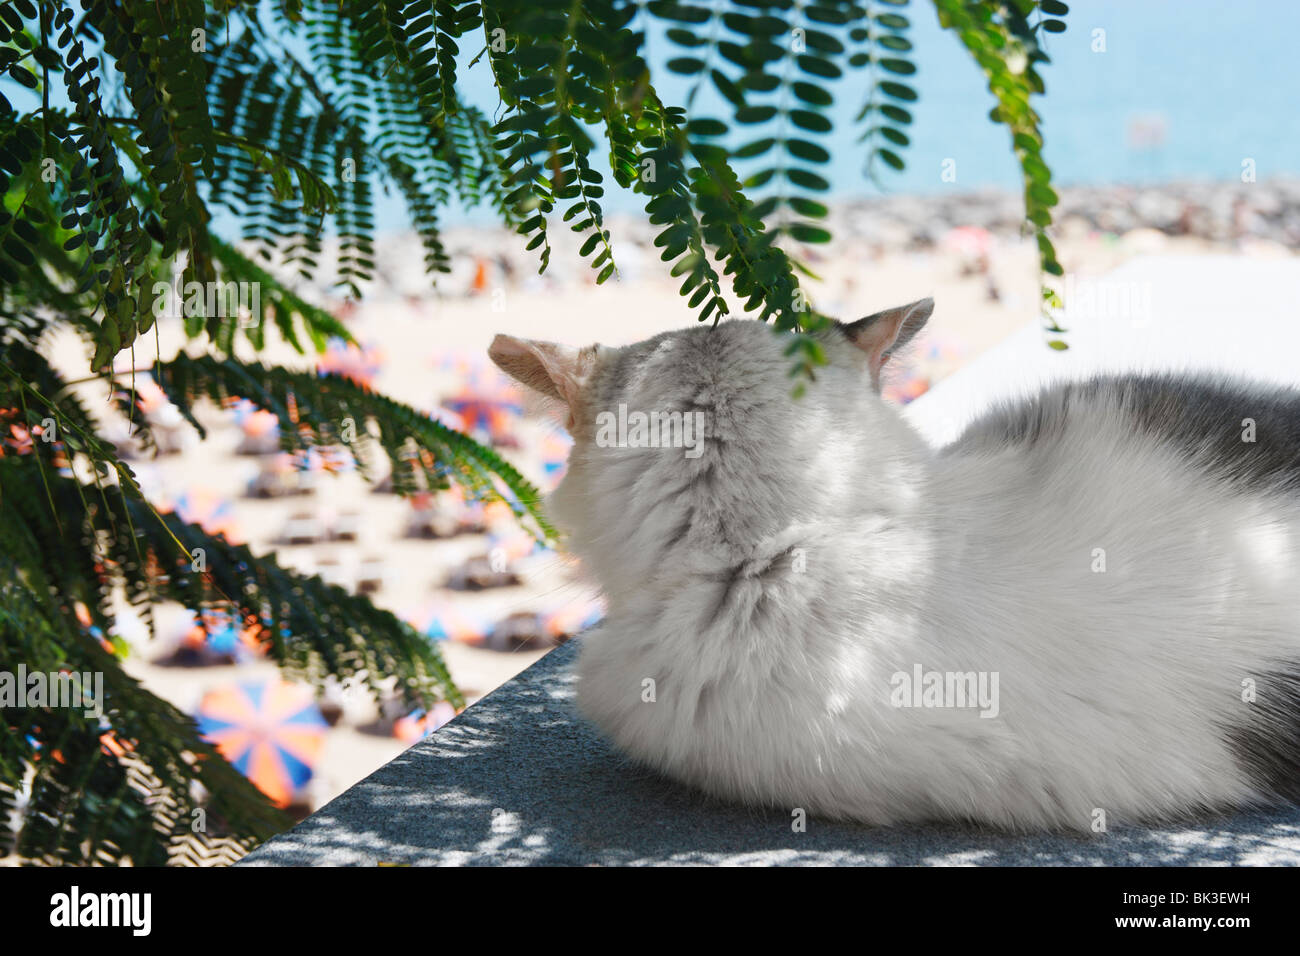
[240,639,1300,866]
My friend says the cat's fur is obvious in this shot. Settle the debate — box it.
[489,303,1300,831]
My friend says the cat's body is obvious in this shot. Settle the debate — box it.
[491,309,1300,831]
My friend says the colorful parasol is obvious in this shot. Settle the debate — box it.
[130,377,171,416]
[432,348,483,383]
[1,407,63,462]
[440,387,523,445]
[542,596,605,640]
[942,225,994,261]
[393,701,458,743]
[412,484,500,536]
[317,337,386,390]
[536,429,573,488]
[229,398,280,441]
[171,487,242,542]
[73,601,115,655]
[881,336,967,406]
[429,405,466,432]
[2,422,33,456]
[196,680,327,807]
[178,608,267,661]
[409,600,489,645]
[294,444,354,475]
[487,529,545,564]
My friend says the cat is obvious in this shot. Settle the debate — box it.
[488,299,1300,831]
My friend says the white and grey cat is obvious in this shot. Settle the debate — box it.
[489,299,1300,831]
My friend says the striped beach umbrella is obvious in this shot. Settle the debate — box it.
[196,680,327,808]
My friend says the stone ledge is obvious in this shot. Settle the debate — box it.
[240,639,1300,866]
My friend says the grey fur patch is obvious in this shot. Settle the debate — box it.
[1225,667,1300,803]
[948,374,1300,493]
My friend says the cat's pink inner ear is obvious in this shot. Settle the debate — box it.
[488,334,584,407]
[842,297,934,386]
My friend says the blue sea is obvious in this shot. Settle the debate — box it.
[101,0,1286,234]
[428,0,1300,225]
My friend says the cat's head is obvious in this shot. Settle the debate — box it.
[488,299,934,584]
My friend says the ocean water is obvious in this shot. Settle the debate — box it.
[167,1,1297,234]
[434,0,1300,224]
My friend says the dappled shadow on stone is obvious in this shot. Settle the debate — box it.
[240,640,1300,866]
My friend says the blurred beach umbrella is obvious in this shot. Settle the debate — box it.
[432,348,482,383]
[406,485,494,538]
[98,727,132,759]
[434,347,523,393]
[469,257,490,295]
[542,596,605,641]
[228,398,281,453]
[122,376,190,452]
[2,418,34,455]
[883,370,931,406]
[122,375,183,428]
[247,453,307,498]
[536,430,573,488]
[294,444,354,475]
[2,410,91,473]
[193,610,244,658]
[72,600,122,656]
[409,600,489,646]
[446,549,524,591]
[488,529,545,564]
[429,405,465,432]
[317,337,385,390]
[484,597,604,652]
[882,336,967,407]
[942,225,994,262]
[177,608,266,663]
[130,377,170,416]
[440,386,522,446]
[171,487,242,541]
[393,702,457,743]
[196,680,327,808]
[240,410,279,439]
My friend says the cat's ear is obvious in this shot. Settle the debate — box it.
[840,297,934,388]
[488,334,589,415]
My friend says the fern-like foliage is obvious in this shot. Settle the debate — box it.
[0,0,1065,864]
[933,0,1068,344]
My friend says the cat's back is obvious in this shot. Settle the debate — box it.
[945,374,1300,494]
